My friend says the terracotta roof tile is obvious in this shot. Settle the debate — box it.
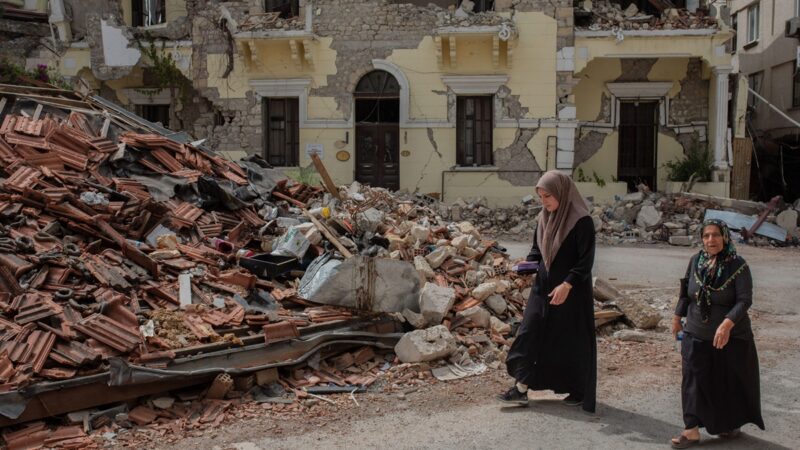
[74,314,142,353]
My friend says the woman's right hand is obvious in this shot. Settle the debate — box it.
[671,315,683,338]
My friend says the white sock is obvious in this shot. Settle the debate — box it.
[516,382,528,393]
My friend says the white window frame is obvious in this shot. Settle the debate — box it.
[796,0,800,17]
[747,3,760,44]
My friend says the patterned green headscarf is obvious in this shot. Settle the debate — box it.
[694,219,747,322]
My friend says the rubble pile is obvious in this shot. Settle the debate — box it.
[577,0,719,31]
[238,12,305,32]
[437,190,799,247]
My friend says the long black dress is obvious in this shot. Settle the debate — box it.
[676,254,764,434]
[506,215,597,413]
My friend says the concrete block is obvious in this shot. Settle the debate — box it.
[419,282,456,325]
[394,325,456,363]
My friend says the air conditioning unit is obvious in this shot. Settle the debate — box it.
[786,17,800,38]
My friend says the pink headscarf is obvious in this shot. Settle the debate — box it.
[535,170,590,270]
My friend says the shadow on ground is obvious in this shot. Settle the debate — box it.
[500,401,789,449]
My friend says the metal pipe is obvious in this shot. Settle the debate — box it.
[746,86,800,130]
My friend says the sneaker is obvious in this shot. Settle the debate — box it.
[563,393,583,406]
[495,386,529,406]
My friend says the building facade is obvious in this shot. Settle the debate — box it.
[730,0,800,201]
[10,0,736,205]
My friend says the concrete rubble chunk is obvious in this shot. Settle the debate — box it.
[414,255,436,280]
[615,296,661,330]
[356,208,384,233]
[490,316,511,334]
[419,282,456,326]
[485,294,508,315]
[593,277,622,302]
[614,329,648,342]
[622,191,644,203]
[425,245,456,269]
[471,282,497,301]
[394,325,457,363]
[151,396,175,410]
[636,205,662,228]
[402,308,427,329]
[776,210,798,238]
[669,235,692,246]
[457,305,491,328]
[451,234,471,251]
[409,225,431,243]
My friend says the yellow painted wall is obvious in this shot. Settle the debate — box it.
[573,58,621,121]
[207,37,338,100]
[574,32,732,74]
[575,56,718,191]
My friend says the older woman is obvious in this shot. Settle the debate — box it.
[670,219,765,448]
[496,170,597,413]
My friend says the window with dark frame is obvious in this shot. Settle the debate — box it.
[136,104,170,128]
[746,3,760,45]
[730,13,737,54]
[793,63,800,108]
[459,0,494,13]
[131,0,166,27]
[747,71,763,110]
[264,0,299,19]
[456,96,493,166]
[263,98,299,167]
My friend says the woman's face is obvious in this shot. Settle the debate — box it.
[537,187,560,213]
[702,224,725,256]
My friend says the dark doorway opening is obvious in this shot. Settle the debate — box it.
[618,101,658,191]
[354,70,400,191]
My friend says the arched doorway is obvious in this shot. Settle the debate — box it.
[354,70,400,191]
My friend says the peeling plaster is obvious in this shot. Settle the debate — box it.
[574,130,608,167]
[494,128,541,185]
[615,58,658,82]
[497,85,530,121]
[100,19,141,67]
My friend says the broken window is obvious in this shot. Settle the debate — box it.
[136,104,170,128]
[747,71,763,110]
[794,63,800,108]
[456,96,493,166]
[459,0,494,13]
[264,0,299,19]
[132,0,166,27]
[746,3,760,45]
[263,98,299,167]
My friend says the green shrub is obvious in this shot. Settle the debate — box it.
[664,145,713,182]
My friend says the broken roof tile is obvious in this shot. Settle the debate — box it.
[73,314,142,353]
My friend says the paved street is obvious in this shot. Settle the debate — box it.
[166,244,800,450]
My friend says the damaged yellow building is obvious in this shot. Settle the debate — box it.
[11,0,736,205]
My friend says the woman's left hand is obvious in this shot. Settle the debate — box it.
[713,319,735,349]
[548,282,572,306]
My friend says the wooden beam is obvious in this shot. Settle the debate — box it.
[302,210,353,258]
[310,153,341,200]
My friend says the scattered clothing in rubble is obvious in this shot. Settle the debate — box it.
[504,171,597,413]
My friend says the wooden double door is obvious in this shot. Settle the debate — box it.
[618,101,658,191]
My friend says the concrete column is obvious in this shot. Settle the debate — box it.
[711,65,733,168]
[556,105,577,173]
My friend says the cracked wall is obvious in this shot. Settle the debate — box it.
[574,56,709,190]
[494,128,541,185]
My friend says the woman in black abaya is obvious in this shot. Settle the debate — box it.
[496,170,597,413]
[670,219,764,448]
